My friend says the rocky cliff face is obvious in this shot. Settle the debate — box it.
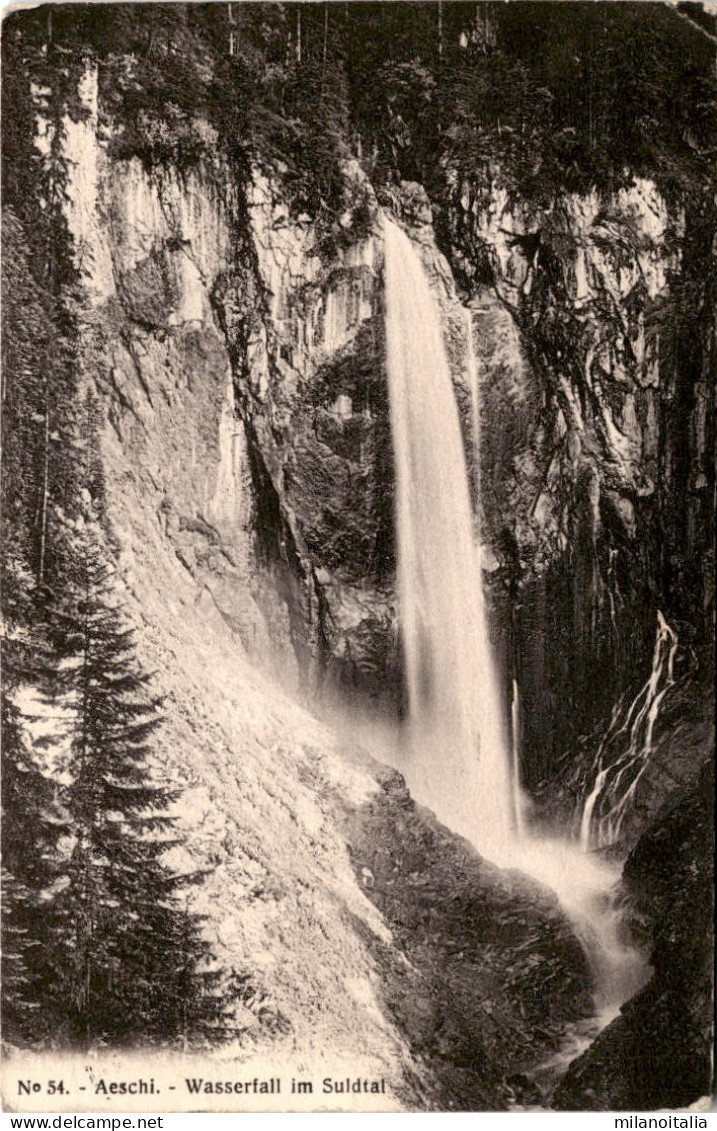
[213,164,397,706]
[49,54,712,1105]
[69,65,714,820]
[54,75,595,1107]
[443,177,714,798]
[5,3,713,1111]
[66,68,712,846]
[553,760,714,1111]
[218,156,714,856]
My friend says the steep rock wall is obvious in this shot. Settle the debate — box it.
[66,72,276,670]
[442,175,714,817]
[71,61,712,849]
[214,154,713,843]
[212,171,486,713]
[214,166,396,704]
[58,82,592,1106]
[553,760,714,1110]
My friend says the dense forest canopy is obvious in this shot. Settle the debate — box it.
[3,2,716,223]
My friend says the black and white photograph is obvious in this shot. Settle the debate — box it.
[0,0,714,1116]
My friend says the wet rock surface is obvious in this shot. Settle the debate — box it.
[552,760,714,1110]
[49,89,712,1108]
[542,672,715,851]
[338,755,593,1111]
[443,179,714,791]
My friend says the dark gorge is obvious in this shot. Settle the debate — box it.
[1,1,714,1113]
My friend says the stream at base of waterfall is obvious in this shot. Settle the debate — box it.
[381,215,654,1099]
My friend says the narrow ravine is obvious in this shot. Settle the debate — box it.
[381,214,651,1098]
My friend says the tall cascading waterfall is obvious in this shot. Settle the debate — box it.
[383,217,515,856]
[382,214,650,1043]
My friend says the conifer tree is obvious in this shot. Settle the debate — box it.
[2,12,230,1050]
[21,513,227,1048]
[3,373,228,1048]
[0,631,74,1043]
[1,212,76,613]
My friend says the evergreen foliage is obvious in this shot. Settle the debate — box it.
[4,3,713,218]
[22,523,225,1047]
[2,18,233,1047]
[2,512,229,1049]
[2,423,230,1048]
[1,211,80,606]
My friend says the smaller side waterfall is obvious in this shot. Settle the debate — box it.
[580,612,678,850]
[511,679,526,840]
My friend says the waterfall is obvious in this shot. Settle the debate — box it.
[383,217,514,857]
[579,612,678,850]
[382,214,649,1038]
[511,679,526,840]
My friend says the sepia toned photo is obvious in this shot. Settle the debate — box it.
[1,0,714,1116]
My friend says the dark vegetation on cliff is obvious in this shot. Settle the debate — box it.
[4,3,715,210]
